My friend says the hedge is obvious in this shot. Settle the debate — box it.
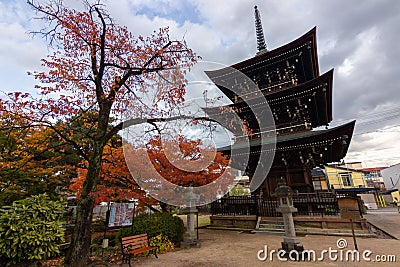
[118,212,184,244]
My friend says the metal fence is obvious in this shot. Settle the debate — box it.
[293,192,340,216]
[211,192,339,217]
[210,196,258,216]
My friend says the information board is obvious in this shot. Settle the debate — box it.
[107,202,135,227]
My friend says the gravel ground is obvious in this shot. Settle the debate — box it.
[110,228,399,267]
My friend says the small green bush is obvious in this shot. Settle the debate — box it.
[149,234,174,253]
[119,212,184,245]
[0,194,65,265]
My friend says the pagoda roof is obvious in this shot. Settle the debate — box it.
[270,69,333,128]
[248,120,354,149]
[205,27,320,102]
[218,120,356,171]
[203,69,334,131]
[232,27,319,76]
[244,69,333,129]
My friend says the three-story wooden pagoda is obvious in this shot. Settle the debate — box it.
[205,6,355,196]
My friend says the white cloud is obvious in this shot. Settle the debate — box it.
[346,130,400,167]
[0,0,400,167]
[318,38,337,57]
[338,58,355,77]
[338,27,379,76]
[0,22,46,69]
[0,1,48,92]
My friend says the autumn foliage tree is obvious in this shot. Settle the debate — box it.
[144,135,233,209]
[146,135,230,187]
[0,113,80,206]
[0,0,198,265]
[70,135,232,212]
[70,141,150,207]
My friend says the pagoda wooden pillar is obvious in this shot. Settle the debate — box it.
[285,167,292,187]
[303,168,313,193]
[264,176,270,197]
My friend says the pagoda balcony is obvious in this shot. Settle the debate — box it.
[233,121,313,143]
[203,69,334,133]
[218,120,355,180]
[233,77,299,104]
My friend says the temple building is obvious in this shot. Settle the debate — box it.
[205,6,355,196]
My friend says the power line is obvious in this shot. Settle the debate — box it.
[328,107,400,136]
[331,106,400,125]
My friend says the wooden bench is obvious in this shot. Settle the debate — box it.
[120,233,158,266]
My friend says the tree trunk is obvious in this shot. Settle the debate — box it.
[143,202,161,213]
[64,195,94,266]
[160,202,169,212]
[65,145,103,266]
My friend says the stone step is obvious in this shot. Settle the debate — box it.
[258,224,285,229]
[254,229,375,237]
[257,227,285,232]
[257,221,285,232]
[251,230,285,235]
[260,222,284,225]
[256,217,285,231]
[255,225,376,237]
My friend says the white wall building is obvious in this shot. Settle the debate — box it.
[381,163,400,191]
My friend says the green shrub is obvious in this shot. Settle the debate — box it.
[149,234,174,253]
[119,212,184,245]
[0,194,65,266]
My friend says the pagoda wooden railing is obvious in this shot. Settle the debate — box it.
[211,192,339,218]
[233,121,313,144]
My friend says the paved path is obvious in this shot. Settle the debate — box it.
[364,207,400,239]
[111,229,399,267]
[104,210,400,267]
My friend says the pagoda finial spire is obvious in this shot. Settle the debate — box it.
[254,5,268,54]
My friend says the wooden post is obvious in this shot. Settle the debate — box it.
[264,177,270,197]
[303,168,312,193]
[350,219,358,251]
[102,202,111,258]
[196,211,199,241]
[285,168,291,187]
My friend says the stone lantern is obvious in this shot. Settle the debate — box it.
[273,180,305,254]
[181,189,201,248]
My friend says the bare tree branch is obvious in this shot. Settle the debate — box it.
[105,115,220,142]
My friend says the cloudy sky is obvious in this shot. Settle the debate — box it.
[1,0,400,168]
